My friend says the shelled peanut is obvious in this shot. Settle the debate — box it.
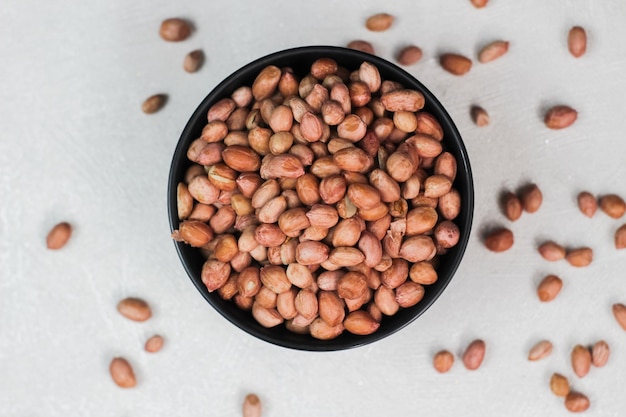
[172,57,463,339]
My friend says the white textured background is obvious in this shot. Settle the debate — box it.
[2,0,626,416]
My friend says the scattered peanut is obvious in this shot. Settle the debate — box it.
[159,18,192,42]
[439,53,472,76]
[615,224,626,249]
[142,94,167,114]
[612,303,626,330]
[145,335,164,353]
[109,357,136,388]
[599,194,626,219]
[528,340,553,361]
[470,105,489,126]
[571,344,591,378]
[462,339,486,370]
[537,275,562,302]
[591,340,609,367]
[568,26,587,58]
[117,297,152,322]
[519,183,542,213]
[484,228,514,252]
[538,241,566,261]
[433,350,454,373]
[243,393,262,417]
[502,192,522,221]
[550,373,570,397]
[347,40,375,55]
[365,13,394,32]
[46,222,72,250]
[478,40,509,63]
[565,247,593,267]
[184,49,204,73]
[564,391,590,413]
[577,191,597,218]
[397,45,423,66]
[544,105,577,129]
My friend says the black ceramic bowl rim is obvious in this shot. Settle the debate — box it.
[168,45,474,351]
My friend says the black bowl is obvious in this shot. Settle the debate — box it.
[168,46,474,351]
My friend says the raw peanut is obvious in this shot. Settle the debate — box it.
[294,289,318,319]
[319,175,347,204]
[520,183,542,213]
[528,340,553,361]
[401,174,421,200]
[382,219,405,258]
[616,224,626,249]
[568,26,587,58]
[358,231,383,268]
[201,260,231,292]
[188,204,216,222]
[159,18,191,41]
[538,241,566,261]
[252,302,283,327]
[145,335,164,353]
[329,247,365,267]
[374,255,393,272]
[599,194,626,218]
[207,163,238,191]
[234,294,254,310]
[177,184,193,220]
[550,373,570,397]
[305,84,330,112]
[380,89,425,112]
[276,288,298,319]
[310,57,338,80]
[470,0,488,8]
[295,241,329,265]
[142,94,167,114]
[255,286,278,309]
[306,204,338,228]
[591,340,609,367]
[259,265,291,294]
[252,65,281,101]
[439,189,461,220]
[184,164,205,183]
[286,263,314,288]
[485,228,514,252]
[230,194,254,216]
[424,175,452,198]
[299,74,318,99]
[237,267,262,297]
[249,245,268,263]
[348,81,371,108]
[612,303,626,330]
[333,146,371,172]
[407,134,443,158]
[393,111,418,133]
[369,169,401,203]
[214,234,238,262]
[337,114,368,142]
[571,344,592,378]
[231,251,252,273]
[269,105,293,133]
[343,310,380,335]
[367,213,391,240]
[365,13,394,32]
[188,176,219,205]
[321,100,346,125]
[309,317,344,340]
[260,154,305,179]
[501,192,522,221]
[337,271,369,300]
[409,262,437,285]
[577,191,597,217]
[209,206,236,234]
[117,297,152,322]
[434,152,457,181]
[222,145,262,172]
[226,108,249,131]
[359,202,389,221]
[544,105,577,129]
[433,350,454,373]
[318,291,345,326]
[439,53,472,76]
[470,105,489,126]
[46,222,72,250]
[243,393,262,417]
[278,208,310,237]
[251,179,280,209]
[406,206,438,236]
[289,143,314,166]
[201,120,228,143]
[317,270,342,291]
[359,61,381,93]
[400,235,436,262]
[374,286,399,315]
[537,275,562,302]
[231,86,253,107]
[184,49,204,73]
[565,247,593,267]
[478,41,509,63]
[347,183,381,210]
[381,258,409,289]
[109,357,136,388]
[187,141,224,166]
[257,196,288,224]
[434,221,460,249]
[386,151,416,182]
[462,339,486,370]
[278,71,299,97]
[395,281,424,307]
[347,40,375,54]
[254,224,286,247]
[397,45,423,66]
[415,112,443,141]
[565,392,590,413]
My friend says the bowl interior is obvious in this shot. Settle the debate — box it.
[168,45,474,351]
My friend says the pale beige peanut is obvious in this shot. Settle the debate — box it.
[249,245,267,263]
[286,263,314,289]
[188,176,219,205]
[207,163,237,191]
[433,350,454,373]
[528,340,553,361]
[250,179,280,209]
[109,357,136,388]
[386,150,416,182]
[571,344,592,378]
[327,137,354,154]
[257,196,288,224]
[201,259,231,292]
[259,265,291,294]
[359,61,381,93]
[393,111,418,133]
[462,339,486,370]
[380,89,425,112]
[117,297,152,322]
[415,112,443,140]
[231,86,253,107]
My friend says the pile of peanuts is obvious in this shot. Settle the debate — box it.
[173,57,462,339]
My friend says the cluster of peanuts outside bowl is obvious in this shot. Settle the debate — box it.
[168,46,474,351]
